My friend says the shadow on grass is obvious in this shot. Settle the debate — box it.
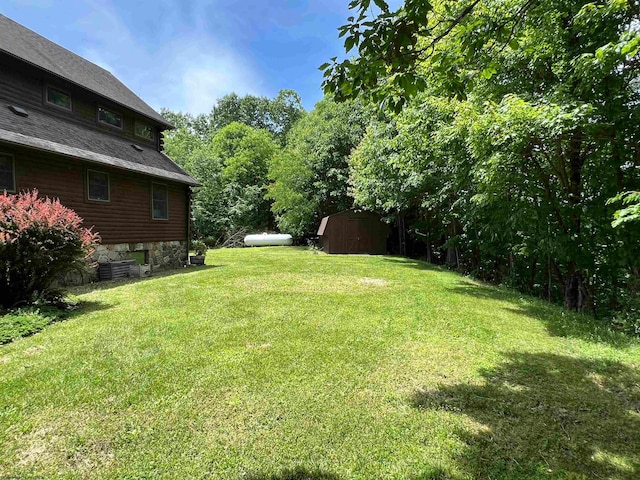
[244,467,340,480]
[411,352,640,479]
[406,467,449,479]
[449,279,519,302]
[504,304,636,348]
[67,299,111,316]
[382,256,440,271]
[449,280,636,348]
[70,264,223,294]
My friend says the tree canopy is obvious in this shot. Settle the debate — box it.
[322,0,639,110]
[338,0,640,326]
[161,89,305,148]
[267,98,368,237]
[162,91,304,242]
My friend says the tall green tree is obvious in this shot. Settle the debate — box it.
[161,89,304,167]
[266,150,314,237]
[163,121,279,241]
[158,110,213,168]
[210,90,305,144]
[187,143,228,238]
[267,98,368,236]
[161,92,301,239]
[350,94,468,260]
[341,0,640,322]
[205,122,279,234]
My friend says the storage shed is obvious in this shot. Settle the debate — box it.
[317,210,390,254]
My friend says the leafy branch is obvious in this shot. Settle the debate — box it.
[607,191,640,227]
[321,0,539,111]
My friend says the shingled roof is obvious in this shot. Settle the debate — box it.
[0,14,172,128]
[0,105,199,186]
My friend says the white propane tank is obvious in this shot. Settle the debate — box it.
[244,233,293,247]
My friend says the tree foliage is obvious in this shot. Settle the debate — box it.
[162,91,303,241]
[185,123,279,241]
[211,90,305,144]
[266,150,314,237]
[608,191,640,227]
[322,1,639,109]
[267,98,368,236]
[159,110,214,170]
[162,89,305,153]
[215,123,278,231]
[342,0,640,326]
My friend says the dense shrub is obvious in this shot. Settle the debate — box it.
[0,307,57,344]
[0,190,99,308]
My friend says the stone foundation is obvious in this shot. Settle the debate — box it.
[93,240,187,270]
[63,240,188,285]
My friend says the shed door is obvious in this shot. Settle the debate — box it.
[346,219,360,253]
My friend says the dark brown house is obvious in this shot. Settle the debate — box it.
[0,15,199,277]
[317,210,390,254]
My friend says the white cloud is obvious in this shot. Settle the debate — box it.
[148,39,263,115]
[73,0,264,115]
[178,60,260,115]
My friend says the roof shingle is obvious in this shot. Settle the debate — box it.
[0,105,199,186]
[0,14,172,128]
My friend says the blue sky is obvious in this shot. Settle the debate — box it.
[0,0,398,114]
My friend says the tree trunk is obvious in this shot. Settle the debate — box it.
[564,263,586,311]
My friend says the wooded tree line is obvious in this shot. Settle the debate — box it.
[163,0,639,330]
[161,90,368,243]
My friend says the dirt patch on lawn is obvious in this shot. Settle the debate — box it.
[233,274,390,294]
[359,277,389,287]
[17,426,58,467]
[16,414,115,474]
[24,345,45,356]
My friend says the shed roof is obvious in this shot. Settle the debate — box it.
[0,14,172,129]
[317,216,329,236]
[317,209,383,235]
[0,105,199,186]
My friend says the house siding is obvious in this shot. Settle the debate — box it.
[4,144,188,245]
[0,33,196,282]
[0,54,159,149]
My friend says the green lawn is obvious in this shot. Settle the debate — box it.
[1,247,639,479]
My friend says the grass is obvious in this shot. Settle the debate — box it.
[0,247,638,479]
[126,250,147,265]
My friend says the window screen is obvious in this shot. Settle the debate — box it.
[87,170,110,201]
[0,154,15,192]
[98,107,123,128]
[152,183,168,219]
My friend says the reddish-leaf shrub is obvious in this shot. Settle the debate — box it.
[0,190,100,308]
